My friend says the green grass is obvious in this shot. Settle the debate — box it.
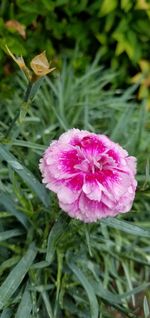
[0,59,150,318]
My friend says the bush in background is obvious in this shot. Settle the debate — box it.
[0,0,150,88]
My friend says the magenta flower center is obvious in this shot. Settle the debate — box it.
[59,136,120,183]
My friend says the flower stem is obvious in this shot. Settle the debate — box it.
[23,81,33,102]
[5,81,33,138]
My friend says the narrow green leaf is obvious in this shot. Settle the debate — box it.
[15,284,32,318]
[91,280,122,304]
[0,192,29,229]
[118,283,150,301]
[0,257,20,276]
[0,229,24,242]
[111,105,134,141]
[0,308,12,318]
[85,261,149,305]
[94,279,149,306]
[0,242,37,310]
[41,291,53,318]
[30,77,45,99]
[68,262,99,318]
[46,214,69,264]
[19,102,30,123]
[31,260,50,269]
[102,218,150,237]
[85,224,93,257]
[0,145,50,207]
[10,140,45,151]
[143,296,150,318]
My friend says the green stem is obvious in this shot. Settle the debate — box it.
[5,81,33,138]
[5,110,20,139]
[23,81,33,102]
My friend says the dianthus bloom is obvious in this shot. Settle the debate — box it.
[39,129,137,223]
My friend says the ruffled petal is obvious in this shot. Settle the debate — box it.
[78,193,112,222]
[58,186,81,204]
[82,174,103,202]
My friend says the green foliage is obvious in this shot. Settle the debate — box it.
[0,243,37,310]
[0,0,150,85]
[0,61,150,317]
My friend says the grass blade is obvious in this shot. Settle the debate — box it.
[15,284,32,318]
[102,218,150,237]
[0,309,12,318]
[46,214,69,264]
[111,105,134,141]
[0,257,20,276]
[0,192,29,229]
[118,283,150,301]
[41,291,53,318]
[68,262,99,318]
[10,140,45,151]
[0,229,24,242]
[0,242,37,310]
[143,296,150,318]
[0,145,50,207]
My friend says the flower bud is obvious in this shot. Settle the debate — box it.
[30,51,55,77]
[6,46,55,81]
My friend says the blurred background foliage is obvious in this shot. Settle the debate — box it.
[1,1,150,317]
[0,0,150,93]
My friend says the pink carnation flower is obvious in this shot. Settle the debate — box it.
[39,129,137,223]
